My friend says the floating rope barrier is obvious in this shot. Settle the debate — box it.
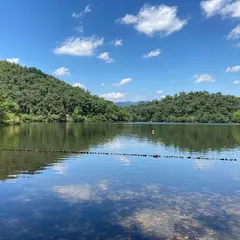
[0,148,238,162]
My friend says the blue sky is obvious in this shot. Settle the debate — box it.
[0,0,240,102]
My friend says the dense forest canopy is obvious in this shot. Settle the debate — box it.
[0,60,239,124]
[129,91,240,123]
[0,61,131,124]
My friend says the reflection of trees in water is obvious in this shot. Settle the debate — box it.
[0,180,239,239]
[0,123,119,180]
[0,123,240,180]
[0,123,119,150]
[119,124,240,153]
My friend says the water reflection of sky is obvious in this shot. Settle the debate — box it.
[0,130,240,239]
[95,136,240,160]
[0,151,239,239]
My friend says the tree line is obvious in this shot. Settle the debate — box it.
[129,91,240,123]
[0,60,239,124]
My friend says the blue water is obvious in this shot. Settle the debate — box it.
[0,123,239,239]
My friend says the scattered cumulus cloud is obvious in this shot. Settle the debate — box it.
[227,25,240,40]
[194,74,215,83]
[233,80,240,84]
[200,0,227,17]
[232,42,240,48]
[200,0,240,18]
[72,12,82,18]
[83,4,92,14]
[112,78,133,87]
[74,26,84,33]
[2,58,20,64]
[54,36,104,56]
[113,39,123,46]
[97,52,114,63]
[226,65,240,72]
[53,67,70,76]
[143,49,161,58]
[156,90,164,94]
[100,92,127,101]
[119,4,188,37]
[72,5,92,34]
[220,0,240,18]
[72,4,92,19]
[73,83,87,90]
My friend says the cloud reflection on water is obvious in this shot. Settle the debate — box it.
[52,180,240,239]
[54,184,99,203]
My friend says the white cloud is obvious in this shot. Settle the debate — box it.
[112,78,133,87]
[83,5,92,14]
[97,52,114,63]
[156,90,164,94]
[101,83,105,86]
[100,92,127,101]
[74,26,84,33]
[220,0,240,18]
[73,83,87,90]
[2,58,20,64]
[53,67,70,76]
[54,36,104,56]
[200,0,227,17]
[143,49,161,58]
[120,14,138,24]
[72,4,92,18]
[200,0,240,18]
[113,39,123,47]
[227,25,240,40]
[232,42,240,48]
[226,65,240,72]
[72,12,82,18]
[119,4,188,37]
[233,80,240,84]
[194,74,215,83]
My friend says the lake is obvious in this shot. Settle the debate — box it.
[0,123,239,240]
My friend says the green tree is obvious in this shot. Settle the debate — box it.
[232,110,240,123]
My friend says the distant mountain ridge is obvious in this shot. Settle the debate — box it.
[115,101,146,107]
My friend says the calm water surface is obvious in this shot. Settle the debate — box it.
[0,123,239,240]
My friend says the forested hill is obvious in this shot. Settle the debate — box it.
[0,61,131,124]
[0,61,240,124]
[129,92,240,123]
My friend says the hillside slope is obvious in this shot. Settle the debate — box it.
[129,91,240,123]
[0,61,131,123]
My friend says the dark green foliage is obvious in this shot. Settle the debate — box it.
[1,61,239,124]
[129,91,240,123]
[0,61,131,123]
[232,110,240,123]
[0,94,21,124]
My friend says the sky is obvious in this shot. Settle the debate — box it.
[0,0,240,102]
